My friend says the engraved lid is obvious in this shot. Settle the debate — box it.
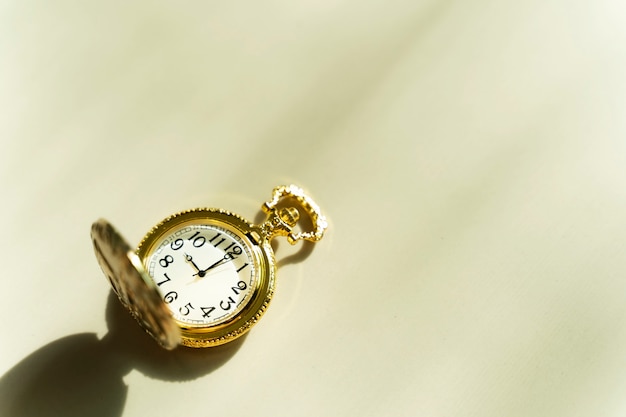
[91,219,181,349]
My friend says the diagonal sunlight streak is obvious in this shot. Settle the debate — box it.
[218,0,456,193]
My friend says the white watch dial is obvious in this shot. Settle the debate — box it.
[145,223,257,327]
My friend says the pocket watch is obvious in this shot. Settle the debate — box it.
[91,185,327,349]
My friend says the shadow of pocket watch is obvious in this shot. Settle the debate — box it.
[91,185,327,350]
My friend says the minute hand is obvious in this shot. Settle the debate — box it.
[197,254,233,275]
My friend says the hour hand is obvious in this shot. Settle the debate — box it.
[184,253,205,277]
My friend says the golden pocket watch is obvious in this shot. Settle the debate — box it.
[91,185,327,349]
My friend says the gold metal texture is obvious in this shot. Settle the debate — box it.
[136,209,276,348]
[91,219,181,349]
[262,184,328,244]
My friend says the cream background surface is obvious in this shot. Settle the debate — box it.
[2,1,626,416]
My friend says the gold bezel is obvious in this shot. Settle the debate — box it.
[136,208,276,348]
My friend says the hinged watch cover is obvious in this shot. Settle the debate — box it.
[91,219,181,349]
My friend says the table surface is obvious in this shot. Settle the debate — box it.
[2,1,626,416]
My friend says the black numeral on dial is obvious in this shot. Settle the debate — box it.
[220,296,236,311]
[159,255,174,267]
[170,239,184,251]
[209,232,226,248]
[156,273,171,286]
[201,306,216,318]
[231,280,247,294]
[164,291,178,304]
[188,231,206,248]
[179,302,195,316]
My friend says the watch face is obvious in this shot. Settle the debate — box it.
[143,222,258,328]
